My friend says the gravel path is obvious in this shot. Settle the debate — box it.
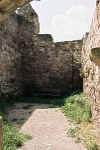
[11,103,87,150]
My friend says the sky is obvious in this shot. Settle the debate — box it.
[31,0,96,42]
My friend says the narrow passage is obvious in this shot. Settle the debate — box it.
[15,103,87,150]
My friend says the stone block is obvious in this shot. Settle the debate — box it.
[90,47,100,67]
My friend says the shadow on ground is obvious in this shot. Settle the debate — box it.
[7,100,60,128]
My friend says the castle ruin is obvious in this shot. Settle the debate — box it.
[0,4,82,98]
[0,1,100,126]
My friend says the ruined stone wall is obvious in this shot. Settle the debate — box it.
[0,4,82,99]
[17,4,40,95]
[82,2,100,126]
[22,34,54,95]
[0,4,39,98]
[23,34,82,95]
[0,14,22,97]
[54,40,82,92]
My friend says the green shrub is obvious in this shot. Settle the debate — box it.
[62,92,92,123]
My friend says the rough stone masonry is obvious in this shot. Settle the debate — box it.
[1,0,100,130]
[0,4,82,99]
[82,0,100,126]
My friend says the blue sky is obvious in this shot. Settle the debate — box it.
[31,0,95,42]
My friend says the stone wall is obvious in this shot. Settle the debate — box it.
[82,1,100,126]
[0,14,21,97]
[0,4,40,98]
[54,41,82,92]
[23,36,82,95]
[0,4,83,99]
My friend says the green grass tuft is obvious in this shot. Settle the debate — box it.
[62,92,92,123]
[3,124,32,150]
[0,101,32,150]
[62,92,98,150]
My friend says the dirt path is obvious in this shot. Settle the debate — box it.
[8,103,87,150]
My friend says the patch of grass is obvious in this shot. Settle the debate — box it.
[3,124,32,150]
[62,92,92,123]
[16,96,66,107]
[86,136,98,150]
[0,101,32,150]
[67,127,80,138]
[80,123,99,150]
[68,123,99,150]
[62,91,99,150]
